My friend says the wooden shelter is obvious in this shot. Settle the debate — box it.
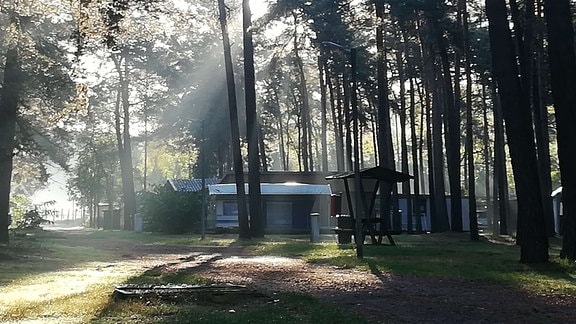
[326,166,413,245]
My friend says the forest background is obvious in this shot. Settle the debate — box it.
[1,0,576,263]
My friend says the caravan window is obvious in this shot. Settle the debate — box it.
[223,202,238,216]
[266,201,292,228]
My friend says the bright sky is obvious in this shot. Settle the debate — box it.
[251,0,269,19]
[31,0,271,218]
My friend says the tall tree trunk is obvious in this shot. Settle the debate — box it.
[375,1,394,168]
[243,0,264,238]
[543,0,576,260]
[0,47,21,243]
[481,82,493,232]
[395,45,412,232]
[258,119,267,172]
[463,0,479,240]
[292,13,311,172]
[418,17,449,232]
[491,82,510,235]
[218,0,250,239]
[319,57,329,171]
[431,60,450,232]
[531,0,555,237]
[331,74,345,171]
[486,0,549,263]
[271,87,288,171]
[343,72,353,171]
[409,77,421,232]
[121,61,136,231]
[432,17,463,232]
[510,0,554,237]
[425,83,436,231]
[111,54,136,231]
[416,80,427,193]
[375,1,396,231]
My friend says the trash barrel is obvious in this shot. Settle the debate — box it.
[310,213,320,242]
[336,215,353,244]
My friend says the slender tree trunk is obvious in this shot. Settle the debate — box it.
[395,45,412,232]
[463,0,479,240]
[481,83,493,232]
[416,80,427,193]
[419,18,449,231]
[425,84,436,231]
[486,0,549,263]
[292,14,311,172]
[218,0,250,239]
[121,62,136,231]
[431,61,450,232]
[319,57,329,171]
[243,0,263,237]
[343,72,353,172]
[0,47,21,243]
[409,77,421,232]
[433,19,462,232]
[270,84,288,171]
[331,74,345,171]
[491,82,510,235]
[375,1,396,231]
[543,0,576,260]
[258,119,267,172]
[111,54,136,231]
[531,0,555,237]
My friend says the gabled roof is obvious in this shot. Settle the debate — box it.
[167,178,220,192]
[325,166,413,183]
[209,183,332,195]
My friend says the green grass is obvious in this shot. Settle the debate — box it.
[248,232,576,296]
[94,293,366,324]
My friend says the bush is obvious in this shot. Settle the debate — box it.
[16,209,53,229]
[138,188,203,234]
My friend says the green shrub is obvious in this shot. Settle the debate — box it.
[138,188,202,234]
[16,209,53,229]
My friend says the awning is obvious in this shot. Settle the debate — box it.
[325,166,413,183]
[209,183,332,195]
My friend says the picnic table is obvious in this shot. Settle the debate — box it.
[327,166,413,247]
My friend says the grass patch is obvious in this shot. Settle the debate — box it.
[94,291,366,324]
[248,232,576,296]
[0,230,141,322]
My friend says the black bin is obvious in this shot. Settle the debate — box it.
[336,215,353,244]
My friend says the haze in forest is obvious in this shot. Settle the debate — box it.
[1,0,576,263]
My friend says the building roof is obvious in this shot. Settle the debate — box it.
[209,183,332,195]
[167,178,220,192]
[325,166,413,183]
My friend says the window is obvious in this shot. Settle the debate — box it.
[266,201,292,228]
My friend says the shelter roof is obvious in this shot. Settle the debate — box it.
[209,183,332,195]
[325,166,413,183]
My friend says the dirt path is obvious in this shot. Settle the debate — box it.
[58,229,576,323]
